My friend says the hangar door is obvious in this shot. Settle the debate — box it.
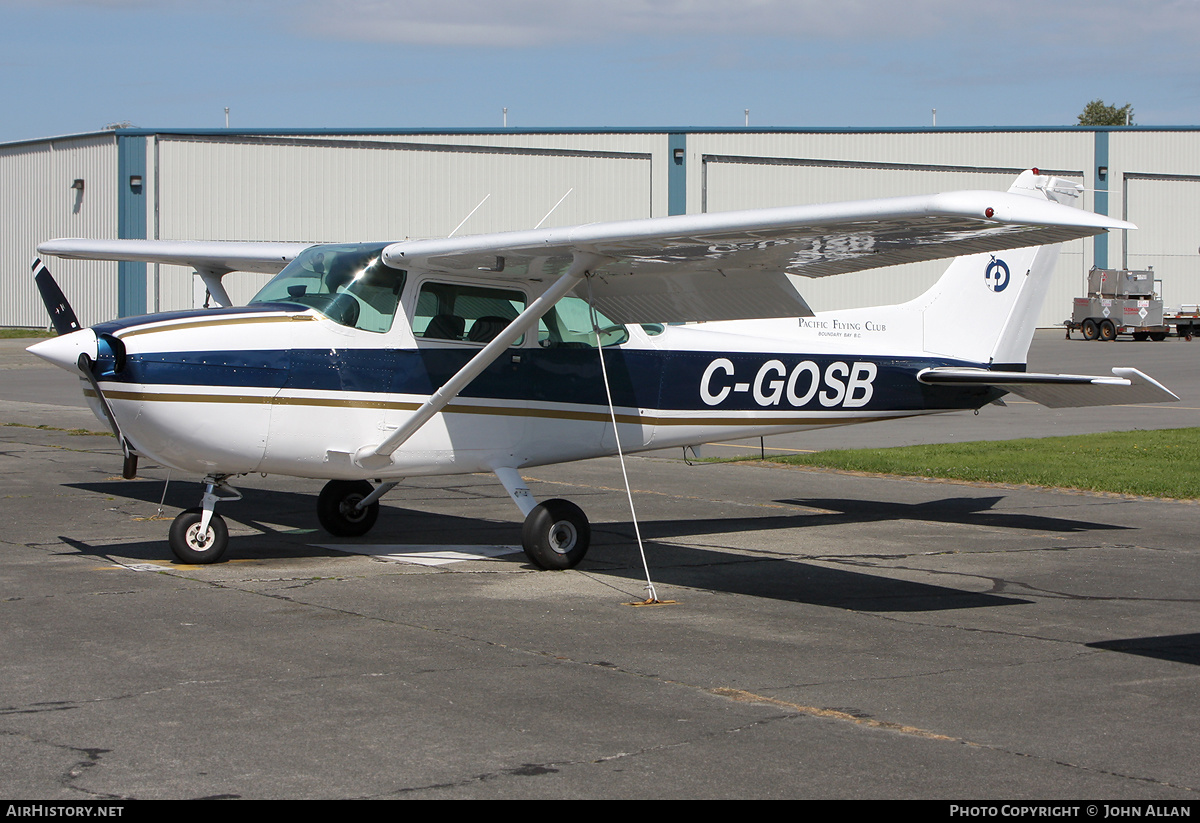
[152,135,653,310]
[1123,173,1200,310]
[702,156,1086,323]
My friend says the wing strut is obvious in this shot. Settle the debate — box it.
[196,268,234,308]
[352,252,609,471]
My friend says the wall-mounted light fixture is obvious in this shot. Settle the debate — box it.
[673,148,684,164]
[70,179,84,191]
[129,174,143,190]
[1098,166,1108,181]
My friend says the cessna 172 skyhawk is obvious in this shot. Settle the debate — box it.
[28,170,1177,569]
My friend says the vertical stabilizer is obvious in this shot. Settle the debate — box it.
[910,170,1083,367]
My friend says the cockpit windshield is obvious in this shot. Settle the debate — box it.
[249,243,405,333]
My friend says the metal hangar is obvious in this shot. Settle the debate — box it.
[4,126,1199,329]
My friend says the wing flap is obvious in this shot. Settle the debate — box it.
[918,367,1179,408]
[586,269,814,323]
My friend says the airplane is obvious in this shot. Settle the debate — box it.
[26,169,1178,570]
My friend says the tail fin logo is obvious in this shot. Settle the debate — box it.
[984,258,1010,292]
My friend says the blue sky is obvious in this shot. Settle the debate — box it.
[2,0,1198,143]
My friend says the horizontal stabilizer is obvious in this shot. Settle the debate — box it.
[917,367,1179,408]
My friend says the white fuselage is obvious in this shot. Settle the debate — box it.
[67,291,984,480]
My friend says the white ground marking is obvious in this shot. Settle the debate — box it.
[314,544,522,566]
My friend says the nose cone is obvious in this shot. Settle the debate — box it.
[27,328,97,372]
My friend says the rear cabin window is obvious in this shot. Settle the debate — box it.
[538,296,628,348]
[413,282,525,345]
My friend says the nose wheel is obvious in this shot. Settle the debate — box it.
[168,476,240,564]
[168,508,229,564]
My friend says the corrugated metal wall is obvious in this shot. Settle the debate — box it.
[0,133,119,328]
[1110,132,1200,310]
[5,127,1200,329]
[150,133,656,308]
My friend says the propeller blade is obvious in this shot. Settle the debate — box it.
[32,258,82,335]
[29,261,137,478]
[75,352,138,479]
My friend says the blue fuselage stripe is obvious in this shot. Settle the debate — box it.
[95,347,999,413]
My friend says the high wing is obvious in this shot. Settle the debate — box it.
[382,189,1134,323]
[35,238,311,307]
[37,189,1131,323]
[35,238,309,275]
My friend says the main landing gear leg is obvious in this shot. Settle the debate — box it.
[495,467,591,570]
[168,475,241,564]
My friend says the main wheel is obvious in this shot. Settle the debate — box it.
[1081,319,1099,340]
[1150,331,1167,342]
[522,499,590,570]
[1099,319,1117,341]
[317,479,379,536]
[169,508,229,564]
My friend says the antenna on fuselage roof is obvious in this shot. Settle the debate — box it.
[448,194,491,238]
[534,188,574,230]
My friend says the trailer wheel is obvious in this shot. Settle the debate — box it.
[1150,332,1167,342]
[1081,319,1100,340]
[1132,331,1148,342]
[1099,319,1117,341]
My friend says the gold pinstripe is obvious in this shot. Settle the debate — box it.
[84,387,910,428]
[114,313,314,339]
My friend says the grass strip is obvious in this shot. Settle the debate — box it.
[0,328,54,339]
[758,428,1200,500]
[4,422,112,437]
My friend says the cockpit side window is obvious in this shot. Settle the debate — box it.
[249,243,405,333]
[413,282,526,345]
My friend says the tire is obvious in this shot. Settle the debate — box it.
[317,479,379,536]
[1081,319,1099,340]
[522,499,590,570]
[1099,319,1117,341]
[1150,332,1167,342]
[1132,331,1148,342]
[169,508,229,564]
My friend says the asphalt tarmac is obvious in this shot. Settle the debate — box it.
[1,332,1198,799]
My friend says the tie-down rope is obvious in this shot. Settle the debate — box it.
[586,276,659,604]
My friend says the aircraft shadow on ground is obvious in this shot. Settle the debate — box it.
[775,496,1132,534]
[1087,633,1200,666]
[64,481,1129,612]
